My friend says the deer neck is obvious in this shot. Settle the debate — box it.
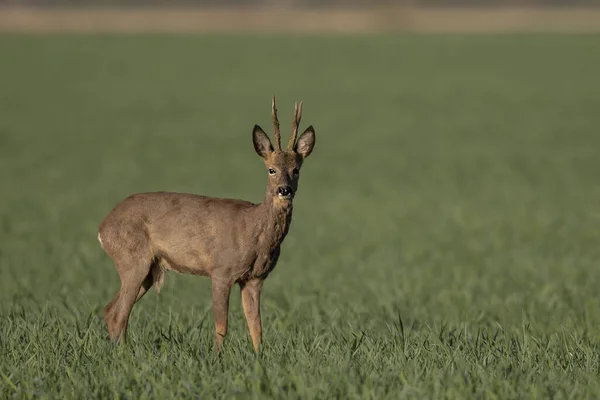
[254,192,294,248]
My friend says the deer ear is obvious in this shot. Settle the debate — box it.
[295,126,315,159]
[252,125,273,159]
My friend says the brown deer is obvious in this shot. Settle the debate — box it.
[97,97,316,353]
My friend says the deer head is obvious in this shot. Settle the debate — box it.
[252,96,316,205]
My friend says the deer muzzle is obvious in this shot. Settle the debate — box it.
[277,186,294,200]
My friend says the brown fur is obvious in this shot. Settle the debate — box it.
[98,97,316,352]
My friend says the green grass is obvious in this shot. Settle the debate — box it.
[1,34,600,399]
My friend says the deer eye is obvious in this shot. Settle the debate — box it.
[292,168,299,176]
[268,168,276,175]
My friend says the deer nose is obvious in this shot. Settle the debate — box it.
[277,186,292,197]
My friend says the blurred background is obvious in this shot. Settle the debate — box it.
[1,0,599,5]
[1,0,600,33]
[1,0,600,398]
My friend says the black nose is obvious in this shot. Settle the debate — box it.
[277,186,292,196]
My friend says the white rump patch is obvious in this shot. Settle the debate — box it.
[97,232,104,248]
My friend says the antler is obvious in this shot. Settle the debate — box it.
[271,96,281,151]
[288,100,303,150]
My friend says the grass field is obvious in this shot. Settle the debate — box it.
[1,34,600,398]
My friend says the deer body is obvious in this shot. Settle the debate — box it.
[99,192,292,282]
[98,97,315,352]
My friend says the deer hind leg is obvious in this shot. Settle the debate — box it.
[133,258,166,303]
[104,258,152,344]
[104,291,121,339]
[135,272,153,303]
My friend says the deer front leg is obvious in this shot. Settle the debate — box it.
[240,279,263,353]
[211,278,233,353]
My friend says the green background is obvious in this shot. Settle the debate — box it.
[1,35,600,398]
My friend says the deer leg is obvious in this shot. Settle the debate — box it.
[240,279,263,353]
[135,272,153,303]
[104,261,150,344]
[103,292,121,339]
[211,278,233,353]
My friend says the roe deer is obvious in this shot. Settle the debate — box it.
[98,97,316,352]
